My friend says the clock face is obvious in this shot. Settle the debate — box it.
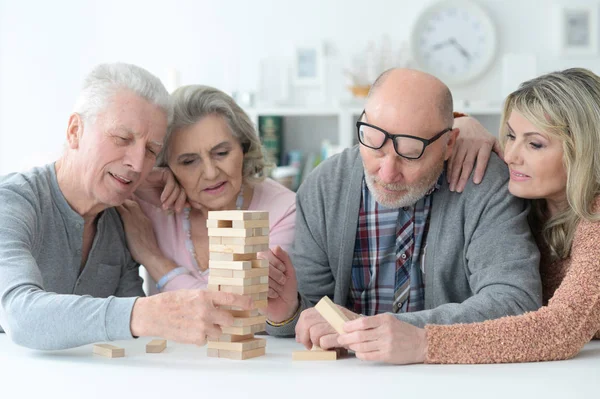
[410,0,497,85]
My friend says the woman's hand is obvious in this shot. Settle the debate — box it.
[448,116,503,192]
[134,167,187,212]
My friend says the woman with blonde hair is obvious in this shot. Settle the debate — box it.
[337,67,600,364]
[118,85,296,299]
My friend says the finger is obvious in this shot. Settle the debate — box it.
[456,151,477,192]
[204,324,224,340]
[344,314,384,333]
[160,172,177,205]
[309,321,336,347]
[447,128,460,183]
[319,333,341,349]
[337,328,380,347]
[492,139,504,161]
[208,307,235,327]
[472,145,492,184]
[448,145,467,191]
[348,339,380,354]
[295,310,314,349]
[272,246,295,276]
[210,291,253,310]
[163,185,181,211]
[174,189,187,213]
[355,349,383,362]
[268,277,284,294]
[269,265,286,286]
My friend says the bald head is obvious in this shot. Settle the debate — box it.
[367,68,453,128]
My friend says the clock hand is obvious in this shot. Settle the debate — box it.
[431,39,453,51]
[449,38,471,60]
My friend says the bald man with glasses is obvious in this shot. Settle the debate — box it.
[263,68,542,363]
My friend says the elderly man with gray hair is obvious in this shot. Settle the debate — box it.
[0,63,252,350]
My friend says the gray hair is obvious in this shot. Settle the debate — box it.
[73,62,173,125]
[158,85,270,186]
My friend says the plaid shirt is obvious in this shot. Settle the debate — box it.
[347,174,442,315]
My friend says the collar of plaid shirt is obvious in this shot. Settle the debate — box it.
[348,172,443,315]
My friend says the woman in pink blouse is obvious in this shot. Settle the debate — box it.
[334,68,600,364]
[120,85,296,295]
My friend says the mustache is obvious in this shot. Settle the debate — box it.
[366,174,410,191]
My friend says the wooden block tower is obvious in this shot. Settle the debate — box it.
[206,210,270,360]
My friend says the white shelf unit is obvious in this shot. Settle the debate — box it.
[245,104,502,158]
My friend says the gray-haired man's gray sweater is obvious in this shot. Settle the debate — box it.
[267,146,542,336]
[0,164,144,350]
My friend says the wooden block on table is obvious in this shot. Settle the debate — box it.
[207,337,266,351]
[146,339,167,353]
[208,347,266,360]
[93,343,124,358]
[221,235,269,246]
[207,210,268,221]
[208,275,268,287]
[292,346,348,361]
[231,315,267,327]
[314,296,350,335]
[210,283,269,295]
[216,334,255,342]
[211,267,269,278]
[221,323,266,335]
[209,252,256,262]
[232,219,269,229]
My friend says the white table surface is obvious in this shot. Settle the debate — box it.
[1,334,599,399]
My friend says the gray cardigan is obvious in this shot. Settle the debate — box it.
[0,164,143,350]
[267,146,542,336]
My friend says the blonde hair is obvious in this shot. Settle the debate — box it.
[499,68,600,260]
[158,85,271,186]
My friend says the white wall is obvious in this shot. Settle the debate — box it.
[1,0,599,174]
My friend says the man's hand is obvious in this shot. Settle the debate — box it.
[337,313,427,364]
[448,116,503,192]
[135,167,187,212]
[130,289,253,346]
[261,246,299,323]
[295,305,359,350]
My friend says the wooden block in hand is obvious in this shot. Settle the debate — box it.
[146,339,167,353]
[93,343,124,358]
[207,337,266,352]
[314,296,350,335]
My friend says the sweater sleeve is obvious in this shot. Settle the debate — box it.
[425,215,600,364]
[0,188,136,350]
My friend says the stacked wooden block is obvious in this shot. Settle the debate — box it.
[206,210,270,360]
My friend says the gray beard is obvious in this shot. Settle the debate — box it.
[363,160,444,209]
